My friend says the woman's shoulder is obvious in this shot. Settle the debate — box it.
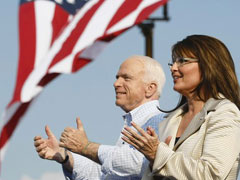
[212,98,239,112]
[206,98,240,127]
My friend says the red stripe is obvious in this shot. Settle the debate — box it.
[8,2,37,107]
[51,5,70,46]
[48,0,104,69]
[71,51,92,72]
[104,0,142,33]
[38,73,60,87]
[98,28,126,43]
[135,0,169,24]
[0,102,32,149]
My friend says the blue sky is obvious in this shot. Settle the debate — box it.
[0,0,240,180]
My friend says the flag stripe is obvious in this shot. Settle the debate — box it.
[9,2,37,106]
[51,5,70,45]
[104,0,142,33]
[71,1,124,53]
[48,0,104,69]
[135,0,168,23]
[0,102,32,149]
[35,1,55,68]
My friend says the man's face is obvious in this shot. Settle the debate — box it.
[114,58,147,112]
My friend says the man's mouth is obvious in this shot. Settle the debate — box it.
[116,92,126,95]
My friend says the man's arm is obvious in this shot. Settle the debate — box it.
[63,152,102,180]
[60,115,165,178]
[98,144,148,177]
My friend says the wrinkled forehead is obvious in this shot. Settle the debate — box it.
[118,58,145,76]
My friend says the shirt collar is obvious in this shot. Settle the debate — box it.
[123,100,160,127]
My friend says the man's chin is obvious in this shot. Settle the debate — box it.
[115,101,124,108]
[115,101,121,106]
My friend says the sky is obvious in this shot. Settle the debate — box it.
[0,0,240,180]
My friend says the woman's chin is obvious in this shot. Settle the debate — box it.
[173,86,182,93]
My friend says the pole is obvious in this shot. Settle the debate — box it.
[138,4,170,58]
[139,22,154,58]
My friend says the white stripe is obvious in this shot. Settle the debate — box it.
[107,0,162,34]
[66,0,75,4]
[48,54,74,73]
[55,0,63,4]
[48,40,108,73]
[79,40,108,59]
[0,141,9,162]
[34,1,55,68]
[72,0,124,53]
[21,0,99,102]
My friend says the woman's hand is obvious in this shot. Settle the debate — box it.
[121,121,160,165]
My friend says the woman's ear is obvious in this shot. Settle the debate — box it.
[145,82,157,98]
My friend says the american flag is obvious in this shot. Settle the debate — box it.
[0,0,168,162]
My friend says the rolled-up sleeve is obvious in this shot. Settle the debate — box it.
[63,152,102,180]
[98,144,148,177]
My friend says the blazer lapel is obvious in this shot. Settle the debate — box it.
[159,109,183,149]
[173,109,206,150]
[173,98,222,150]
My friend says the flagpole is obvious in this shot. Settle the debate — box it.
[138,3,170,58]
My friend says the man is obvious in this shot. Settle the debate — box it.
[34,55,166,179]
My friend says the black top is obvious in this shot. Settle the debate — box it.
[175,137,180,145]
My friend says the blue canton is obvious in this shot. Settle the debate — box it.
[20,0,90,14]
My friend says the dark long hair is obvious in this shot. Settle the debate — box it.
[160,35,240,112]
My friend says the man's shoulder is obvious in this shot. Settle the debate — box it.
[149,112,167,120]
[141,112,166,132]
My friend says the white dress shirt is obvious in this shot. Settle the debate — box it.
[63,100,165,180]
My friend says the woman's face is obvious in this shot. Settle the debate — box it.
[170,57,201,97]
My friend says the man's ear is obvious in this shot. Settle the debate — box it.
[145,82,157,98]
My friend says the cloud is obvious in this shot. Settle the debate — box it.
[20,172,65,180]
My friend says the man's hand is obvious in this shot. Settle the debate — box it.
[34,125,65,163]
[59,117,89,155]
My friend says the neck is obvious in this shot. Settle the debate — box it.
[186,97,204,116]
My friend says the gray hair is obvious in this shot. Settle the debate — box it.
[129,55,166,97]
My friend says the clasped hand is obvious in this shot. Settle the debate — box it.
[121,121,171,166]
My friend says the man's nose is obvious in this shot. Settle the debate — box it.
[114,78,121,88]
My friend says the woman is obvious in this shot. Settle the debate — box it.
[122,35,240,180]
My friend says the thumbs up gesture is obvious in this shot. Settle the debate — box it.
[59,117,89,155]
[34,126,65,163]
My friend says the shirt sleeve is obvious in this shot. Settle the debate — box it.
[98,144,148,178]
[63,152,102,180]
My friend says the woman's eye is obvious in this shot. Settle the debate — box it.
[178,58,185,64]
